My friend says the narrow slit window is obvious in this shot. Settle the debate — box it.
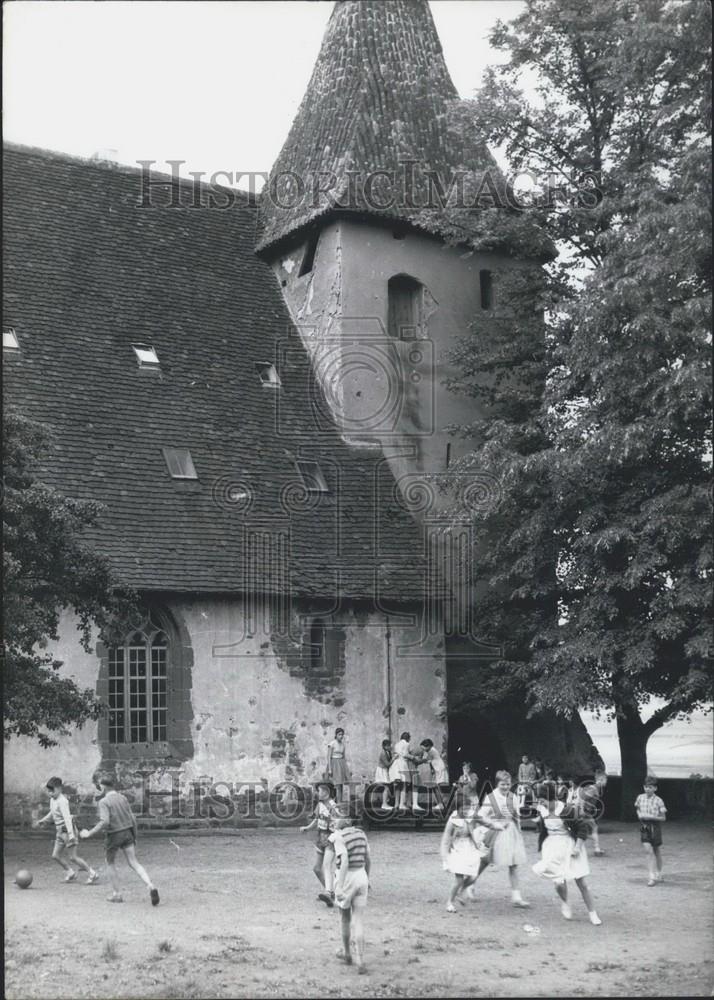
[132,343,160,369]
[255,362,281,387]
[479,270,493,310]
[299,232,320,276]
[162,447,198,479]
[388,274,422,340]
[446,443,451,469]
[296,460,329,493]
[3,327,20,351]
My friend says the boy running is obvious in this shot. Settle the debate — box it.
[33,776,98,884]
[635,777,667,885]
[300,781,340,906]
[331,815,371,975]
[79,774,159,905]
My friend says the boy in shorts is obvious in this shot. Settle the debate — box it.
[33,776,98,884]
[79,774,159,905]
[300,781,339,906]
[331,814,371,974]
[635,777,667,885]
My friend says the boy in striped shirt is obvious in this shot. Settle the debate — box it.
[330,814,371,975]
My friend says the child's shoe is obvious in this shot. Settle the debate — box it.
[594,849,605,856]
[647,877,656,886]
[445,902,456,912]
[86,870,99,885]
[560,902,573,920]
[150,887,160,906]
[589,911,602,925]
[107,892,123,903]
[335,950,352,964]
[655,872,664,883]
[63,870,77,883]
[318,890,334,908]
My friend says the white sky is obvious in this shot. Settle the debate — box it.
[3,0,710,774]
[3,0,524,187]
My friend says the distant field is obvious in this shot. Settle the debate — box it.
[581,708,712,778]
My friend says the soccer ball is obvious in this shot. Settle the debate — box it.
[15,869,33,889]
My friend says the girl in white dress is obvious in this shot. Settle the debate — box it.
[533,785,602,925]
[388,731,423,812]
[470,770,530,908]
[440,793,491,911]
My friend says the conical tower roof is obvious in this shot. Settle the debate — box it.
[257,0,529,256]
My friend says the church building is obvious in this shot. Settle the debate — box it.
[3,0,590,817]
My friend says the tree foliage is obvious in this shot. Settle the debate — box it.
[3,411,137,747]
[444,0,712,808]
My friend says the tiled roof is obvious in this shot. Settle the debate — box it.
[257,0,542,257]
[3,145,435,601]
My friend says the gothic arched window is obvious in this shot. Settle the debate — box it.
[388,274,423,340]
[107,622,168,744]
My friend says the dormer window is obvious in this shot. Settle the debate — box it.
[162,447,198,479]
[3,327,20,352]
[132,343,160,369]
[296,460,329,493]
[388,274,423,340]
[479,270,493,310]
[255,362,281,387]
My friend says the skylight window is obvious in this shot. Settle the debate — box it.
[3,327,20,351]
[162,447,198,479]
[255,362,281,387]
[132,343,160,369]
[296,460,329,493]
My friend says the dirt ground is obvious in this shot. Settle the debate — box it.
[4,821,712,999]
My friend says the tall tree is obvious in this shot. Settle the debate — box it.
[444,0,711,816]
[3,411,137,747]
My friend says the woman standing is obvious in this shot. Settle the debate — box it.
[469,770,530,908]
[326,728,350,803]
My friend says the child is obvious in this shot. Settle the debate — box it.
[331,814,371,974]
[79,774,159,905]
[388,731,422,812]
[635,777,667,886]
[578,782,605,856]
[419,738,448,812]
[33,776,98,884]
[440,792,504,912]
[300,781,340,906]
[516,755,536,811]
[532,783,602,925]
[456,762,480,814]
[470,770,530,908]
[555,774,569,803]
[374,738,392,811]
[326,728,350,803]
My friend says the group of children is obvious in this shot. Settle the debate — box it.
[374,732,449,811]
[33,774,160,906]
[300,766,668,975]
[33,761,667,977]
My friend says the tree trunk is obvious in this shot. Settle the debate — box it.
[616,704,649,820]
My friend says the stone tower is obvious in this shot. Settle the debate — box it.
[256,0,540,495]
[257,0,593,775]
